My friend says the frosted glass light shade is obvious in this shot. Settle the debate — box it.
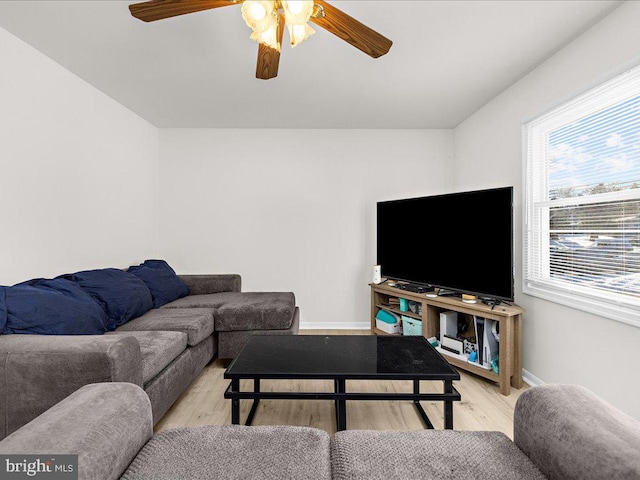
[242,0,315,50]
[242,1,276,33]
[250,21,280,50]
[288,22,315,47]
[281,0,314,25]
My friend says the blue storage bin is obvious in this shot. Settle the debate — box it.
[376,309,400,324]
[402,316,422,336]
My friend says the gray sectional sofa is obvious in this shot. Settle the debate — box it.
[0,382,638,480]
[0,272,299,440]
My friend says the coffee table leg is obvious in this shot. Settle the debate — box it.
[245,379,261,426]
[334,379,347,431]
[334,379,338,416]
[413,379,435,429]
[444,380,454,429]
[231,379,240,425]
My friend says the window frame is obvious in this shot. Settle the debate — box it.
[523,64,640,328]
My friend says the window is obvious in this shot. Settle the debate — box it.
[524,65,640,327]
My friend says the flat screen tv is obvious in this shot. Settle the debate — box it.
[376,186,514,302]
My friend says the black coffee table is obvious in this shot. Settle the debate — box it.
[224,335,461,431]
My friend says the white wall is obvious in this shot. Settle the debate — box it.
[0,27,159,284]
[159,129,454,328]
[454,1,640,418]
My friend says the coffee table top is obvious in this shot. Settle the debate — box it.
[224,335,460,381]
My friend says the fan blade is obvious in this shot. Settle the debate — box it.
[129,0,238,22]
[310,0,392,58]
[256,13,285,80]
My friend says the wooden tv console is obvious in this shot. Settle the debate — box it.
[370,281,524,396]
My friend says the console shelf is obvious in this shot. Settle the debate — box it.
[370,281,524,396]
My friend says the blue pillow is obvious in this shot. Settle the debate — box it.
[59,268,153,326]
[128,260,189,308]
[0,278,110,335]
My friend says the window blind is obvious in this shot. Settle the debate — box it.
[524,64,640,327]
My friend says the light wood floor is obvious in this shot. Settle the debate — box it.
[156,330,528,439]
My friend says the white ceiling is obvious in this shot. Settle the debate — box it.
[0,0,623,128]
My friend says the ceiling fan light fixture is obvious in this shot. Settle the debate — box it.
[241,1,275,33]
[288,22,315,47]
[128,0,392,79]
[248,2,266,20]
[250,22,281,51]
[281,0,314,24]
[243,0,280,50]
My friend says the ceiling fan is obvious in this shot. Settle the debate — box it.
[128,0,392,80]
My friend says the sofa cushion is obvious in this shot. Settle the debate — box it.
[115,308,214,347]
[215,292,296,331]
[178,274,241,295]
[128,260,189,308]
[217,307,299,359]
[161,291,240,310]
[59,268,153,327]
[330,430,547,480]
[108,331,187,384]
[120,425,331,480]
[164,292,295,331]
[0,278,110,335]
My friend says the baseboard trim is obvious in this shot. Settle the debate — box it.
[300,322,371,330]
[522,368,545,387]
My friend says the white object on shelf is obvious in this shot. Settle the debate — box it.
[441,335,464,355]
[439,311,458,344]
[373,265,382,284]
[435,346,491,370]
[376,318,400,334]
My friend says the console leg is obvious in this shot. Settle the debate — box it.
[511,314,523,389]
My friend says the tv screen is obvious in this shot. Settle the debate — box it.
[376,186,514,301]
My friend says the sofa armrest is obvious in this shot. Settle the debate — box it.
[179,274,242,294]
[0,334,143,440]
[514,384,640,480]
[0,383,153,480]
